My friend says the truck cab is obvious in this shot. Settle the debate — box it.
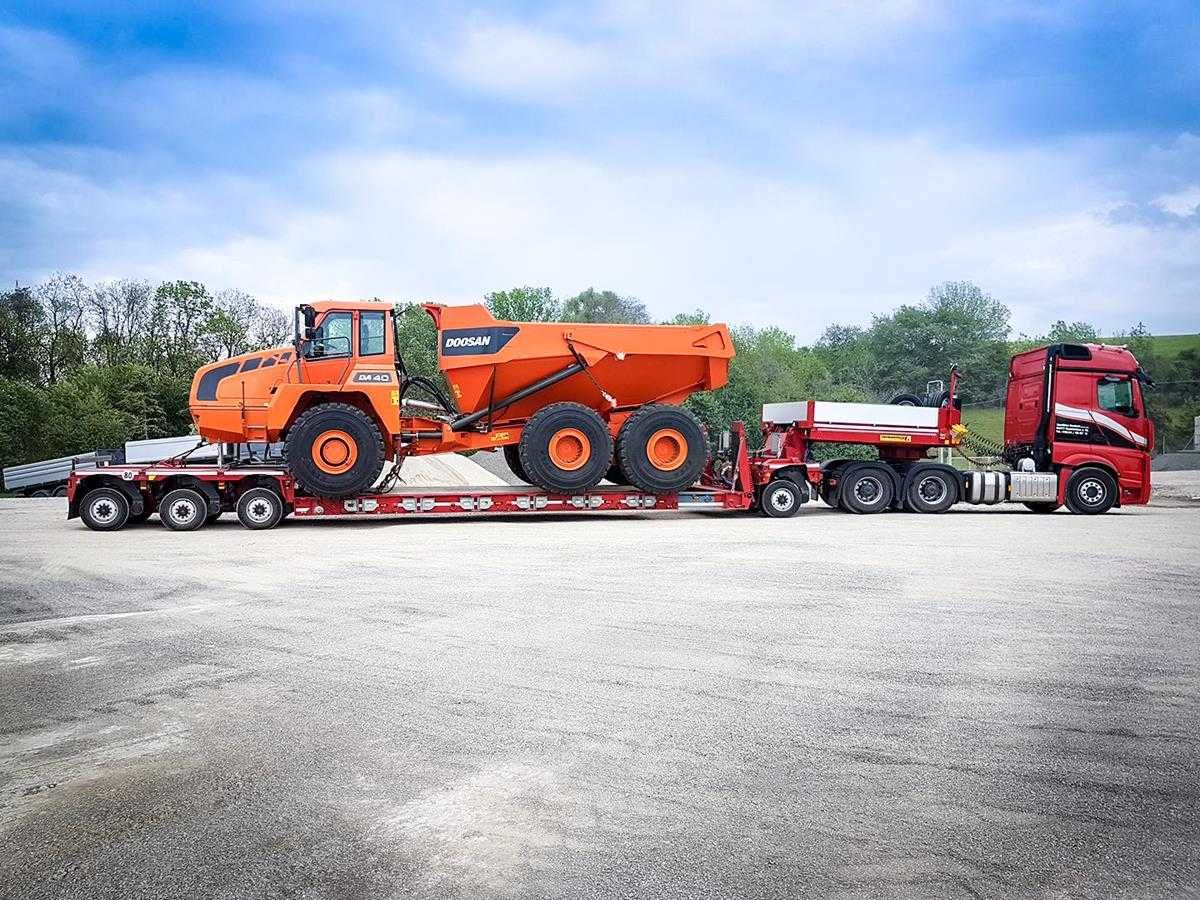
[1005,343,1153,509]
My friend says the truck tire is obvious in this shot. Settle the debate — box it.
[839,464,894,514]
[237,487,285,530]
[159,487,209,531]
[503,443,529,484]
[285,403,386,498]
[1065,467,1117,515]
[760,478,803,518]
[79,487,131,531]
[905,467,957,513]
[518,402,612,493]
[616,405,707,494]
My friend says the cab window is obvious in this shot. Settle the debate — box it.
[306,312,353,358]
[359,311,386,356]
[1097,377,1136,417]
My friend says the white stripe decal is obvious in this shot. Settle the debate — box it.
[1054,403,1147,446]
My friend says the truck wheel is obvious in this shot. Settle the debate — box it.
[616,405,707,494]
[1065,467,1117,515]
[237,487,285,530]
[159,488,208,531]
[760,479,802,518]
[839,465,894,514]
[285,403,386,497]
[906,468,957,513]
[79,487,131,531]
[518,402,612,493]
[502,443,529,484]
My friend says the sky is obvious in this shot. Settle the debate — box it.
[1,0,1197,340]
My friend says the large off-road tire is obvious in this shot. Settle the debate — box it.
[1065,467,1117,515]
[79,487,130,531]
[518,402,612,493]
[237,487,285,530]
[616,405,707,494]
[839,464,894,514]
[503,443,530,484]
[159,487,209,531]
[285,403,386,497]
[905,466,958,513]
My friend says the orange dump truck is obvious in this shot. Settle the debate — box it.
[189,301,734,496]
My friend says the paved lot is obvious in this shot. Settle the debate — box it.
[1,497,1198,899]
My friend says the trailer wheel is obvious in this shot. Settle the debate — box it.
[1065,467,1117,515]
[905,468,957,513]
[79,487,131,531]
[839,465,894,514]
[502,443,529,483]
[760,479,803,518]
[159,487,209,531]
[617,405,707,494]
[890,393,923,406]
[30,489,51,498]
[285,403,386,497]
[237,487,285,530]
[52,485,68,497]
[518,403,612,493]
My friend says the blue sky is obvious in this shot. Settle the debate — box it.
[1,1,1197,339]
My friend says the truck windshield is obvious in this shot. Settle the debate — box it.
[1097,378,1135,417]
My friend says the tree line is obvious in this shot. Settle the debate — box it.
[2,275,1196,472]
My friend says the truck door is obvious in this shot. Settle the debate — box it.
[299,310,356,385]
[1054,370,1151,502]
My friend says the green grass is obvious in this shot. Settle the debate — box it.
[1102,333,1199,361]
[960,406,1005,445]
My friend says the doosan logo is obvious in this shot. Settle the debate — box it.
[445,335,491,349]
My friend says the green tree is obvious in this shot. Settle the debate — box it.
[0,376,50,468]
[561,288,649,324]
[0,286,45,383]
[485,286,560,321]
[36,273,90,384]
[393,303,440,379]
[1046,319,1100,343]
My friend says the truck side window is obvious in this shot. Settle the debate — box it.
[1097,378,1135,417]
[307,312,353,358]
[359,312,386,356]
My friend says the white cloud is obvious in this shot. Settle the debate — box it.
[5,130,1197,339]
[1153,185,1200,218]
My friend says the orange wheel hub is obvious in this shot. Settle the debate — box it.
[312,429,358,475]
[646,428,687,471]
[548,428,591,471]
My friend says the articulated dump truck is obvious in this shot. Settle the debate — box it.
[188,301,734,497]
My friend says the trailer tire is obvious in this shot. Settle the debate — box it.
[617,405,707,494]
[285,403,386,498]
[159,487,209,531]
[905,467,957,513]
[52,485,68,497]
[890,393,923,406]
[79,487,131,531]
[1065,467,1117,515]
[839,464,894,514]
[30,489,51,498]
[237,487,285,530]
[502,443,530,484]
[518,402,612,493]
[760,478,803,518]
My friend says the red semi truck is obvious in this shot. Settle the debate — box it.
[66,342,1152,529]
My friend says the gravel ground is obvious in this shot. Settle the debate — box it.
[1,497,1197,899]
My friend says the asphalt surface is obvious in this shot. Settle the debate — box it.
[1,497,1198,899]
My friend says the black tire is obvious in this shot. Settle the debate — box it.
[503,443,529,484]
[52,485,68,497]
[616,404,707,494]
[839,464,894,514]
[760,479,803,518]
[30,489,51,498]
[237,487,285,530]
[518,402,613,493]
[1065,467,1117,515]
[890,393,923,406]
[1023,502,1061,513]
[905,467,957,513]
[159,487,208,531]
[285,402,386,497]
[79,487,131,531]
